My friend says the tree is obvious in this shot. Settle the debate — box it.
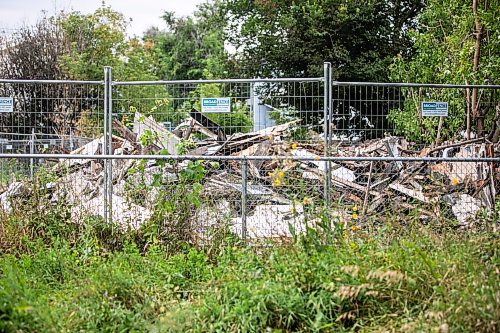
[151,2,230,81]
[205,0,424,141]
[222,0,424,80]
[389,0,500,142]
[0,5,160,138]
[59,6,158,81]
[0,16,86,136]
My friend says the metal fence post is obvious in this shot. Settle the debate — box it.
[29,128,35,180]
[323,62,332,213]
[241,158,248,241]
[103,66,113,224]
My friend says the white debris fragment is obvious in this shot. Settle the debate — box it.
[451,194,482,225]
[195,200,232,230]
[231,204,305,238]
[0,181,29,213]
[331,166,356,182]
[292,148,325,169]
[292,149,356,182]
[63,136,104,167]
[71,194,152,230]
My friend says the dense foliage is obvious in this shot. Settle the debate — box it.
[389,0,500,142]
[150,3,230,80]
[222,0,424,80]
[2,0,498,141]
[0,214,498,332]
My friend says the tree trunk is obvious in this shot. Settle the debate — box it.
[488,105,500,143]
[471,0,484,136]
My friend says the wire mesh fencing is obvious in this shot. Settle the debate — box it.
[0,80,104,138]
[0,65,499,246]
[329,82,500,145]
[0,152,498,245]
[0,79,104,190]
[112,78,325,154]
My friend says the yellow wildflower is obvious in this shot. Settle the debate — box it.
[291,143,298,150]
[315,155,320,161]
[451,178,459,185]
[303,197,311,205]
[277,171,285,178]
[273,178,281,187]
[352,206,358,212]
[352,213,358,219]
[351,225,358,232]
[268,134,274,140]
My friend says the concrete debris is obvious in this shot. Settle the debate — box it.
[0,182,30,213]
[230,204,305,239]
[447,194,482,226]
[63,136,104,167]
[1,110,498,238]
[194,200,233,232]
[71,194,152,230]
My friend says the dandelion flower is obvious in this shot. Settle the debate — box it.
[277,171,285,178]
[273,178,281,187]
[451,178,459,185]
[291,143,297,150]
[352,213,358,219]
[352,206,358,212]
[351,225,358,231]
[303,197,311,205]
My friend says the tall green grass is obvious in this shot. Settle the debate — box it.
[0,211,498,332]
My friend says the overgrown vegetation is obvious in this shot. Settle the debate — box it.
[389,0,500,143]
[0,208,498,332]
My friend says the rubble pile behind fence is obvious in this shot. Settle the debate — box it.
[1,116,498,241]
[0,66,499,244]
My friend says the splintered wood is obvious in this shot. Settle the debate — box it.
[1,110,498,237]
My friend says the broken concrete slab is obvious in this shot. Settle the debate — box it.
[62,136,104,167]
[444,193,483,226]
[0,181,30,213]
[71,193,152,230]
[52,169,99,205]
[133,112,181,154]
[230,204,305,239]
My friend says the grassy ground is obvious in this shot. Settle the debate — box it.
[0,210,498,333]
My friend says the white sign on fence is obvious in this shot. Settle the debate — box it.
[421,101,448,117]
[201,97,231,113]
[0,97,13,113]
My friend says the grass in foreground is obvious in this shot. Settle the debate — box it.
[0,216,498,332]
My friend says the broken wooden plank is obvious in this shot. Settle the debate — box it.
[133,112,181,154]
[233,140,272,178]
[388,183,435,204]
[425,137,484,156]
[113,119,137,143]
[189,108,227,142]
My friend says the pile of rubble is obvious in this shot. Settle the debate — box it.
[1,110,498,239]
